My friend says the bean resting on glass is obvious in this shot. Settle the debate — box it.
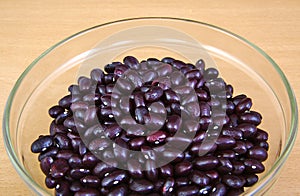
[31,56,269,196]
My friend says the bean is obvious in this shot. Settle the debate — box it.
[105,124,122,139]
[222,127,242,140]
[237,123,257,138]
[68,154,82,168]
[244,159,265,173]
[50,159,69,179]
[186,69,202,80]
[146,130,167,145]
[222,175,246,189]
[116,77,133,93]
[232,161,245,175]
[232,94,247,105]
[100,106,114,120]
[93,161,117,178]
[56,150,73,160]
[45,176,57,189]
[83,93,101,104]
[126,124,146,137]
[196,89,210,101]
[101,170,128,187]
[170,71,185,86]
[258,141,269,150]
[200,102,211,117]
[54,133,71,150]
[127,159,143,178]
[78,77,92,92]
[161,57,174,64]
[38,147,59,161]
[114,64,129,78]
[162,178,175,194]
[236,98,252,113]
[216,136,236,150]
[162,149,184,163]
[192,131,206,143]
[217,150,236,159]
[88,138,110,152]
[114,138,129,162]
[129,179,154,194]
[210,183,227,196]
[144,159,158,182]
[104,62,119,73]
[176,185,199,196]
[129,137,145,150]
[80,175,101,187]
[49,105,65,118]
[190,142,217,155]
[166,115,182,134]
[174,160,192,176]
[108,184,128,196]
[90,68,104,83]
[31,135,53,153]
[166,135,192,149]
[75,188,100,196]
[205,170,219,181]
[204,67,219,79]
[82,152,98,168]
[124,56,140,69]
[244,174,258,187]
[194,156,219,170]
[135,106,149,124]
[217,158,233,174]
[239,111,262,125]
[133,92,145,107]
[190,170,210,186]
[55,181,70,196]
[144,86,163,102]
[248,146,268,161]
[156,63,172,76]
[70,181,83,192]
[254,128,269,141]
[183,119,200,133]
[199,186,212,195]
[160,164,173,178]
[40,156,54,175]
[233,141,247,155]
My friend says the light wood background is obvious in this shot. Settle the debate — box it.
[0,0,299,195]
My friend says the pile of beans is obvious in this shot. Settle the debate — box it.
[31,56,268,196]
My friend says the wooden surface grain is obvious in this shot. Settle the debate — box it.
[0,0,299,195]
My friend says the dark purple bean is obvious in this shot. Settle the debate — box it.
[191,142,217,155]
[93,161,117,178]
[204,67,219,79]
[217,150,236,159]
[244,159,265,173]
[232,161,245,175]
[226,101,235,114]
[119,97,131,114]
[40,156,54,175]
[199,186,212,195]
[195,59,205,73]
[205,170,219,181]
[171,60,186,70]
[101,170,128,187]
[127,159,143,178]
[104,74,115,84]
[217,158,233,174]
[192,131,206,143]
[258,141,269,150]
[105,124,122,139]
[70,168,90,179]
[75,188,100,196]
[144,86,163,102]
[162,178,175,194]
[129,179,154,194]
[54,133,71,149]
[233,141,247,155]
[70,181,83,192]
[210,183,227,196]
[156,63,172,77]
[134,92,146,107]
[222,175,246,189]
[116,77,133,93]
[236,98,252,113]
[50,121,67,136]
[190,170,210,186]
[200,102,211,117]
[135,106,149,124]
[162,148,184,163]
[146,130,167,145]
[237,123,257,138]
[245,140,254,149]
[160,164,173,178]
[180,66,192,75]
[126,69,143,88]
[70,101,89,112]
[38,147,59,161]
[175,177,189,187]
[124,56,140,69]
[161,57,175,64]
[145,159,159,182]
[194,156,219,170]
[114,64,129,78]
[147,58,160,65]
[199,116,212,131]
[31,135,53,153]
[80,175,101,187]
[174,160,192,176]
[143,70,158,82]
[49,105,65,118]
[216,136,236,150]
[79,142,87,156]
[63,117,76,130]
[186,69,202,80]
[254,128,269,141]
[104,62,120,73]
[83,93,101,104]
[88,138,110,151]
[244,174,258,187]
[129,137,145,150]
[239,111,262,125]
[50,159,69,179]
[56,150,73,160]
[222,127,243,140]
[90,68,104,83]
[176,185,199,196]
[45,176,57,189]
[229,114,239,127]
[170,71,185,86]
[183,119,200,133]
[82,152,98,168]
[248,146,268,161]
[55,181,70,196]
[108,184,128,196]
[68,154,82,168]
[196,89,210,101]
[232,94,247,105]
[164,89,180,103]
[166,115,182,134]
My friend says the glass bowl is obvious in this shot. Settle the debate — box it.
[3,17,298,195]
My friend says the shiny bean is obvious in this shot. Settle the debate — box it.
[49,105,65,118]
[166,115,182,134]
[135,106,149,124]
[116,77,133,93]
[217,150,236,159]
[144,86,163,102]
[56,150,73,160]
[129,179,154,194]
[104,62,119,73]
[254,128,269,141]
[194,156,219,170]
[40,156,54,175]
[210,183,227,196]
[108,184,128,196]
[126,124,146,137]
[160,164,173,178]
[127,159,143,178]
[222,127,243,140]
[75,188,100,196]
[114,64,129,78]
[216,136,236,150]
[55,181,71,196]
[143,70,158,82]
[82,152,98,168]
[124,56,140,69]
[232,161,245,175]
[128,137,145,150]
[45,176,57,189]
[54,133,71,149]
[101,170,128,187]
[174,160,192,176]
[244,159,265,173]
[200,102,211,117]
[204,67,219,80]
[88,138,110,152]
[38,147,59,161]
[50,159,69,179]
[191,170,210,186]
[68,154,82,168]
[232,94,247,106]
[176,185,199,196]
[222,175,246,189]
[162,178,175,194]
[170,71,185,86]
[134,92,146,107]
[236,97,252,113]
[93,161,117,178]
[80,175,101,187]
[145,159,159,182]
[31,135,53,153]
[217,158,233,174]
[244,174,258,187]
[105,124,122,139]
[248,146,268,161]
[239,111,262,125]
[146,130,167,145]
[156,63,172,77]
[70,169,90,180]
[237,123,257,138]
[205,170,219,181]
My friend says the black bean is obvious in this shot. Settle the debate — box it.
[145,86,164,102]
[75,188,100,196]
[161,57,175,64]
[196,89,210,101]
[104,73,115,84]
[126,124,146,137]
[254,128,269,141]
[107,184,128,196]
[127,159,143,178]
[237,123,257,138]
[114,64,129,78]
[232,161,245,175]
[124,56,140,69]
[50,159,69,179]
[166,115,182,134]
[210,183,227,196]
[45,176,57,189]
[236,97,252,113]
[176,185,199,196]
[55,181,70,196]
[244,174,258,187]
[217,158,233,174]
[258,141,269,150]
[174,160,192,176]
[146,130,167,145]
[116,77,133,93]
[217,150,236,159]
[216,136,236,150]
[56,150,73,160]
[134,92,146,107]
[205,170,219,181]
[105,124,122,139]
[248,146,268,161]
[129,179,154,194]
[244,159,265,173]
[101,170,128,187]
[162,178,175,194]
[54,133,71,150]
[145,159,159,182]
[186,69,202,80]
[93,161,117,178]
[70,169,90,180]
[82,152,98,168]
[199,186,212,195]
[40,156,54,175]
[232,94,247,105]
[38,147,59,161]
[239,111,262,125]
[31,135,53,153]
[194,156,219,170]
[222,175,246,189]
[80,175,101,187]
[233,141,247,155]
[70,101,89,112]
[129,137,145,151]
[190,170,210,186]
[160,164,173,178]
[68,154,82,168]
[222,127,243,140]
[49,105,65,118]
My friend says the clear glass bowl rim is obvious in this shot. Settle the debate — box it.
[2,17,298,195]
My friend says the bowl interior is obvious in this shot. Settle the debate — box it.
[4,18,296,195]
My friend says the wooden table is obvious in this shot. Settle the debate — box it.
[0,0,299,195]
